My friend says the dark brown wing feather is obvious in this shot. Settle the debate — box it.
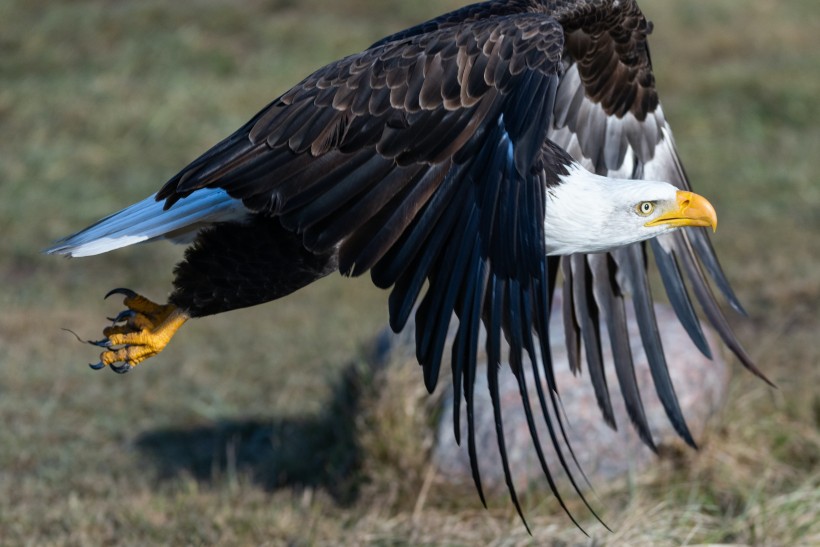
[547,0,767,451]
[157,9,598,528]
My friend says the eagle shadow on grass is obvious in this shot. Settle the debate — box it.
[134,363,366,505]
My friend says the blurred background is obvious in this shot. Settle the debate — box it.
[1,0,818,543]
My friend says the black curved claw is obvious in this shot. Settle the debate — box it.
[89,338,113,348]
[89,362,106,371]
[108,310,136,323]
[105,288,137,300]
[110,362,132,374]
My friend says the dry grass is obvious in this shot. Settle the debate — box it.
[1,0,818,544]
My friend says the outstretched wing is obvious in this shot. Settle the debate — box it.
[546,0,769,452]
[157,10,594,528]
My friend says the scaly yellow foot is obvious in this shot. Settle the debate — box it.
[89,288,189,374]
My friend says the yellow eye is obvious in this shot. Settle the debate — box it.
[637,201,655,216]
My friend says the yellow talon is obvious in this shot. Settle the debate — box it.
[91,291,189,373]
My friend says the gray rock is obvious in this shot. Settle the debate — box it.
[376,293,729,491]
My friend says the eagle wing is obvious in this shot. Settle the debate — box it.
[546,0,769,453]
[157,11,592,527]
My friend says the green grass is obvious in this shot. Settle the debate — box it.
[1,0,818,544]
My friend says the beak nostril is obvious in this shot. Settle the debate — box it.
[681,200,690,208]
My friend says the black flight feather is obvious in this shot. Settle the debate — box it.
[650,237,713,359]
[570,254,616,428]
[589,252,656,449]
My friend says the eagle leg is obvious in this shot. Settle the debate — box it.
[89,290,189,373]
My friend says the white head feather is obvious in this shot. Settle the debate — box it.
[544,164,709,256]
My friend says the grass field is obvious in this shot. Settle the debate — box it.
[1,0,818,544]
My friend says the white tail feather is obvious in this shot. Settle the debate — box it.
[46,189,249,257]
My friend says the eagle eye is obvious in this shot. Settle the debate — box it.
[636,201,655,216]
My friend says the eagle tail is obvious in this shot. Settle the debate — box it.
[45,189,248,257]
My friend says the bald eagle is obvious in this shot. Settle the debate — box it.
[48,0,768,529]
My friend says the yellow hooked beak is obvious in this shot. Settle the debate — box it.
[645,190,718,232]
